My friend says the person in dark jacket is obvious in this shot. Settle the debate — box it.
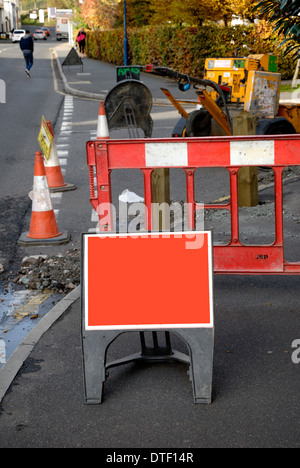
[19,30,34,77]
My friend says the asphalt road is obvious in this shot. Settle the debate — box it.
[0,30,62,198]
[0,29,64,266]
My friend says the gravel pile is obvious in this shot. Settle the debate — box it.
[258,166,300,185]
[13,249,80,293]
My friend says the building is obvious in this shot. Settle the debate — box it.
[0,0,21,34]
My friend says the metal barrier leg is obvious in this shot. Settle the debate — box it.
[175,328,214,404]
[82,328,214,404]
[82,330,120,404]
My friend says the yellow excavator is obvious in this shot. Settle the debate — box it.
[145,53,300,137]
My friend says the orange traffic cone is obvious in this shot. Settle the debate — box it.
[18,151,69,246]
[97,101,110,139]
[44,121,76,192]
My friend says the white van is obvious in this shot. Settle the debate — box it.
[11,29,26,43]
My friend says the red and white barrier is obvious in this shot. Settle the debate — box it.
[86,134,300,275]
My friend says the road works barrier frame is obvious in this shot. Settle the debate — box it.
[84,133,300,404]
[86,134,300,276]
[81,231,214,404]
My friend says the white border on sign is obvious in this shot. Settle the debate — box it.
[83,231,214,330]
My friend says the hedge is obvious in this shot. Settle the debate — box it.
[85,22,297,80]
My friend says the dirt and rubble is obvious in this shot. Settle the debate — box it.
[12,249,80,294]
[0,195,31,271]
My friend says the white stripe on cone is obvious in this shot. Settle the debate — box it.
[28,175,53,212]
[97,115,110,139]
[44,140,60,168]
[97,102,110,139]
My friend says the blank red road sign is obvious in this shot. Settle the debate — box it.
[82,231,214,330]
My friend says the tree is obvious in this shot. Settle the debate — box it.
[79,0,259,30]
[114,0,154,27]
[226,0,258,23]
[133,0,258,27]
[80,0,117,29]
[149,0,223,26]
[255,0,300,59]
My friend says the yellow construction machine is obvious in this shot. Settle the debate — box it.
[146,53,300,137]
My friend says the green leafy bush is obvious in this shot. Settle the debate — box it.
[85,22,296,79]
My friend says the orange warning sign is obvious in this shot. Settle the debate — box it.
[82,231,214,330]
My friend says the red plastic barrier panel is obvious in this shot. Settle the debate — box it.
[82,231,214,330]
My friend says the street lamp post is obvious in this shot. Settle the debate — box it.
[123,0,128,65]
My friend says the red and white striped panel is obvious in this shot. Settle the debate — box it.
[103,136,300,169]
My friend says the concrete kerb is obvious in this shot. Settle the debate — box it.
[51,47,106,101]
[51,46,171,105]
[0,285,80,403]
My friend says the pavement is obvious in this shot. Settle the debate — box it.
[52,43,201,103]
[0,43,299,450]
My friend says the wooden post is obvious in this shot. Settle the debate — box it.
[232,110,258,207]
[292,59,300,89]
[151,169,170,231]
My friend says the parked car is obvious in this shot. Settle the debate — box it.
[41,27,50,36]
[11,29,26,43]
[33,29,47,40]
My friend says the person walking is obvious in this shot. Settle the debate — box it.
[76,28,86,58]
[20,30,34,77]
